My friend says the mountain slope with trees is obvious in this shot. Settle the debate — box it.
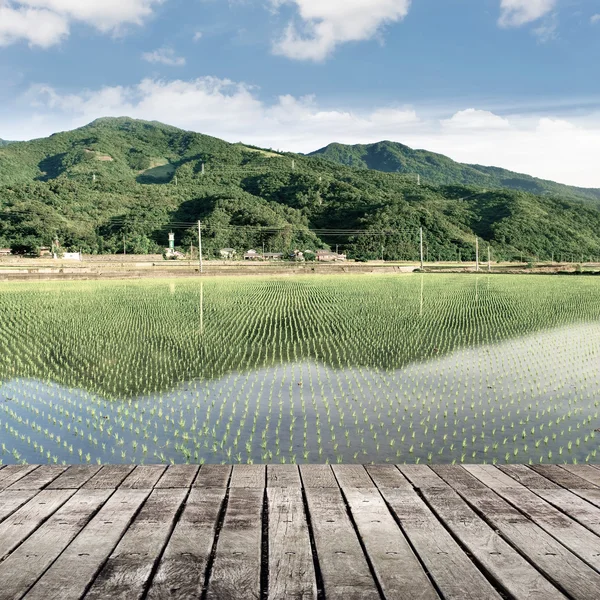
[308,141,600,206]
[1,117,599,262]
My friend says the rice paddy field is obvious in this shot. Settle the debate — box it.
[1,274,599,466]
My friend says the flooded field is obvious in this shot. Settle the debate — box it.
[1,274,599,465]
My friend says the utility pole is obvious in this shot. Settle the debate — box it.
[174,175,178,186]
[201,163,205,176]
[488,245,491,272]
[92,173,96,183]
[292,159,295,171]
[419,227,424,270]
[417,174,420,186]
[123,234,126,256]
[475,237,479,272]
[197,221,203,274]
[336,244,339,255]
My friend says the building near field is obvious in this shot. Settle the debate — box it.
[0,248,11,256]
[263,252,284,260]
[316,250,346,262]
[244,249,260,260]
[220,248,236,259]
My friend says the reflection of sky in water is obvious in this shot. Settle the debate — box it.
[1,322,599,465]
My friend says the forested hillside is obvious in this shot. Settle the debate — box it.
[1,117,599,261]
[309,141,600,206]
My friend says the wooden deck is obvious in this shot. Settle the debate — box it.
[1,464,600,599]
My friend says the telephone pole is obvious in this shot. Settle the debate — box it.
[417,174,420,186]
[488,245,491,272]
[197,221,203,274]
[419,227,424,270]
[475,237,479,272]
[123,234,126,256]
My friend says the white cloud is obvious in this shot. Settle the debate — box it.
[5,77,600,187]
[270,0,411,61]
[498,0,557,27]
[0,0,163,47]
[142,47,186,66]
[591,14,600,24]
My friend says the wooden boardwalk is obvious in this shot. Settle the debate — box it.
[1,464,600,599]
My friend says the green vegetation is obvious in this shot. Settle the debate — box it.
[309,140,600,205]
[1,274,599,465]
[0,139,13,148]
[1,117,600,261]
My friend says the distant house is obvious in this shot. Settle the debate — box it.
[39,247,52,257]
[316,250,346,262]
[0,248,11,256]
[63,252,82,261]
[220,248,236,259]
[244,249,261,260]
[263,252,284,260]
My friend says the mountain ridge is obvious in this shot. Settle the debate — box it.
[1,117,600,262]
[307,140,600,204]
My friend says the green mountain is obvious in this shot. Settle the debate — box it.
[1,117,600,262]
[0,139,13,148]
[308,141,600,205]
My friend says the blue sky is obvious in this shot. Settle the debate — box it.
[1,0,599,186]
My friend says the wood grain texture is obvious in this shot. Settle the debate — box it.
[206,487,264,600]
[146,488,226,600]
[229,464,266,488]
[120,465,167,489]
[267,465,301,488]
[0,489,40,524]
[341,486,439,600]
[331,464,374,488]
[299,464,338,488]
[0,489,76,560]
[155,465,200,489]
[560,464,600,487]
[365,464,412,489]
[529,464,599,489]
[497,464,559,489]
[46,465,102,489]
[84,488,188,600]
[6,465,67,490]
[268,487,317,600]
[0,465,39,491]
[0,489,111,600]
[84,465,135,489]
[23,489,150,600]
[381,488,501,600]
[421,486,565,600]
[304,486,380,600]
[193,464,232,488]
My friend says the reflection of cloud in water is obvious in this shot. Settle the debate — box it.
[1,322,599,466]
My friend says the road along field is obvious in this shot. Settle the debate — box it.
[1,274,599,465]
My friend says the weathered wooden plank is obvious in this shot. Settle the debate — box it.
[120,465,167,489]
[146,488,226,600]
[0,489,40,524]
[46,465,102,489]
[193,464,232,488]
[381,488,501,600]
[299,464,338,488]
[0,465,39,491]
[155,465,200,489]
[268,487,317,600]
[560,464,600,487]
[529,464,599,489]
[304,486,380,600]
[331,464,374,488]
[342,487,439,600]
[84,488,188,600]
[497,464,559,489]
[436,473,600,599]
[421,486,565,600]
[267,464,301,488]
[431,465,488,491]
[206,487,263,600]
[229,464,266,488]
[0,489,76,560]
[0,489,111,600]
[23,489,150,600]
[6,465,67,490]
[365,464,412,489]
[84,465,135,489]
[396,464,447,488]
[572,488,600,509]
[463,465,523,489]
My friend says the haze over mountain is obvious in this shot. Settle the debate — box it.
[308,141,600,205]
[1,117,600,262]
